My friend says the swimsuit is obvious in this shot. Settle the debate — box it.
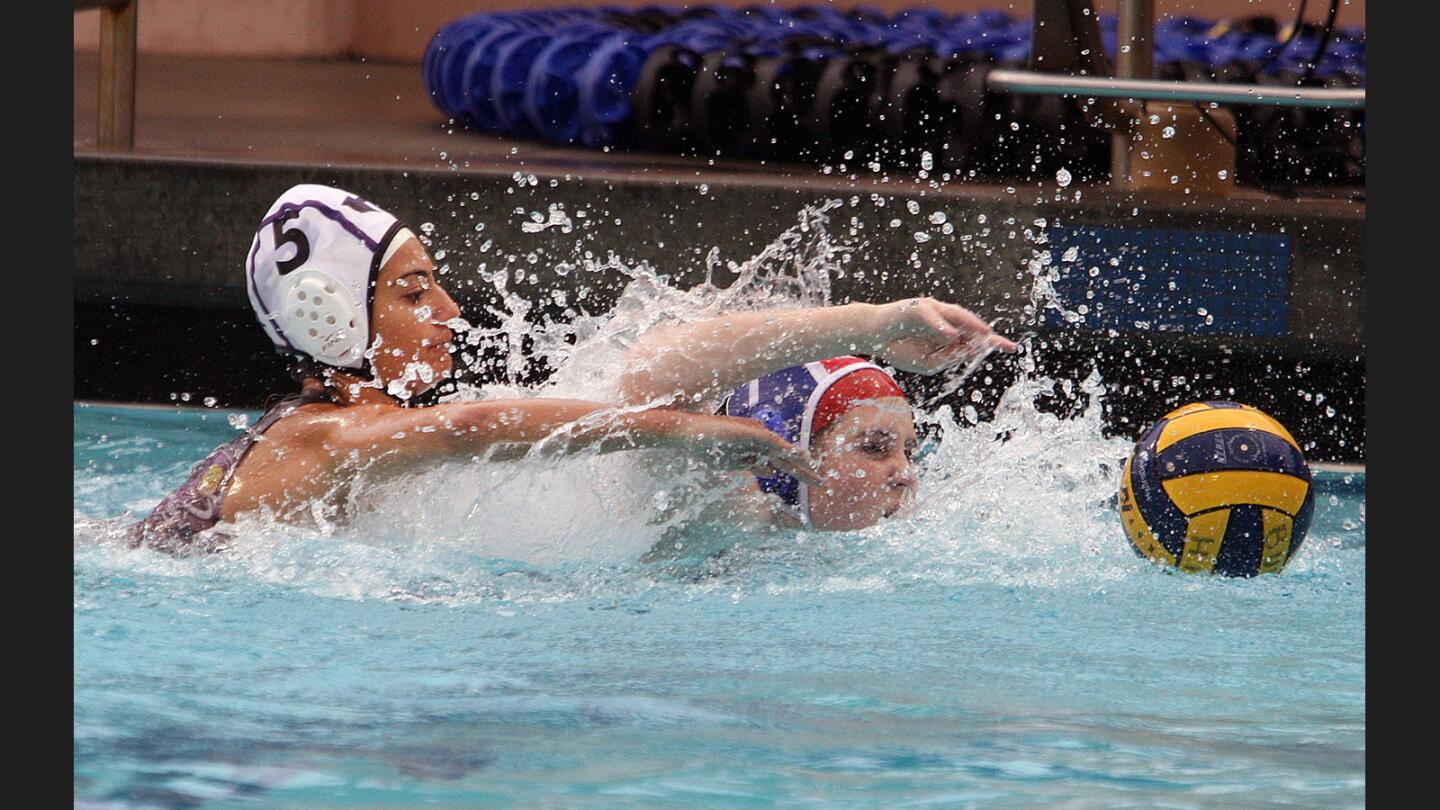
[126,397,313,555]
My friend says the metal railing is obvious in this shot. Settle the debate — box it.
[1010,0,1363,110]
[986,69,1366,109]
[1018,0,1361,192]
[75,0,1361,164]
[76,0,137,150]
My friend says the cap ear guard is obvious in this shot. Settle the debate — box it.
[746,406,802,505]
[274,268,368,368]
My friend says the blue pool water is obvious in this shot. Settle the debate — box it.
[74,402,1364,807]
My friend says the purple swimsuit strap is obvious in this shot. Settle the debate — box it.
[126,398,313,555]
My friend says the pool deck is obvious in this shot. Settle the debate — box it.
[72,51,1366,461]
[75,50,1365,205]
[73,50,1364,331]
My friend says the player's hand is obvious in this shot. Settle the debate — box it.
[871,298,1017,374]
[687,415,821,484]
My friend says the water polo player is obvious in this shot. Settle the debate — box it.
[618,301,1017,530]
[127,184,817,554]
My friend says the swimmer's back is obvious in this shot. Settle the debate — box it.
[127,395,321,554]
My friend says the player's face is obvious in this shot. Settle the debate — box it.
[807,398,918,530]
[369,238,461,396]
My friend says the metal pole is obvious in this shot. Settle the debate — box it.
[986,70,1366,109]
[1111,0,1154,186]
[97,0,137,150]
[1114,0,1155,81]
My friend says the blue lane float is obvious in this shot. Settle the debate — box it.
[422,6,1364,186]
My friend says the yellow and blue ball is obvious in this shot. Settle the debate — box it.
[1118,401,1314,577]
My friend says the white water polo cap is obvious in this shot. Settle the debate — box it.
[245,184,416,370]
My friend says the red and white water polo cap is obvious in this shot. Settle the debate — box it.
[723,356,908,517]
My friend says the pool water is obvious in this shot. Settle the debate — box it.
[74,400,1365,807]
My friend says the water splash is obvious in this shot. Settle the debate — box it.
[74,201,1361,603]
[519,203,574,234]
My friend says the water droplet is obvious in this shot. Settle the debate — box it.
[1055,168,1072,187]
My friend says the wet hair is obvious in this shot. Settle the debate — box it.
[278,350,448,408]
[276,352,345,407]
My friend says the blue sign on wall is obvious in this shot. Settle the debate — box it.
[1045,224,1291,337]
